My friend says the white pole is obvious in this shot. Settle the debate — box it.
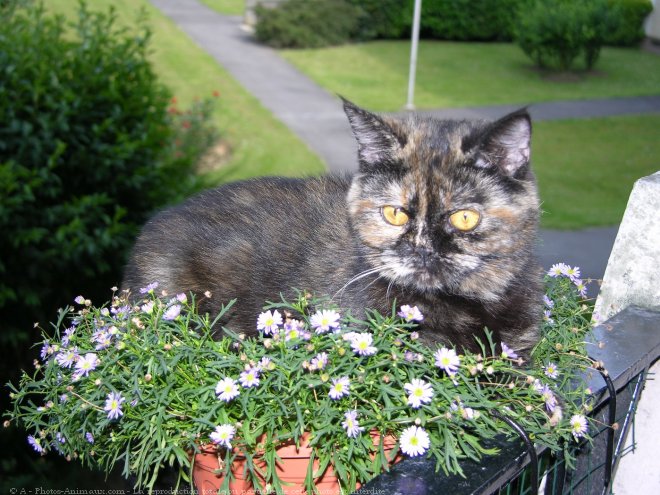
[406,0,422,111]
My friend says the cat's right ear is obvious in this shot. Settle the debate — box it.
[342,97,404,172]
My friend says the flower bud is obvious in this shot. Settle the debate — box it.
[144,373,152,382]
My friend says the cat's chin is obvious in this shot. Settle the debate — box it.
[379,264,450,294]
[380,264,505,302]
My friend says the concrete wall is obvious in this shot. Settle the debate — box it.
[645,0,660,41]
[594,172,660,494]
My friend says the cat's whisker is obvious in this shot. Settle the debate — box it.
[355,272,390,297]
[332,266,385,300]
[386,279,395,302]
[333,261,404,299]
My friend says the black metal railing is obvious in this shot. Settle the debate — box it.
[358,306,660,495]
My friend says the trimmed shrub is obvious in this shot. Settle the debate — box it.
[515,0,612,71]
[253,0,531,46]
[605,0,653,46]
[254,0,362,48]
[0,3,214,352]
[421,0,531,41]
[345,0,413,40]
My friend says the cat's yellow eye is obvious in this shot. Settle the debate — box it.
[449,209,480,231]
[381,206,409,226]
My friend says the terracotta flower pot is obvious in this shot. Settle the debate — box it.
[193,432,400,495]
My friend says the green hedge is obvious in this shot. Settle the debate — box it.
[254,0,652,48]
[345,0,414,40]
[253,0,532,46]
[420,0,531,41]
[605,0,653,46]
[254,0,362,48]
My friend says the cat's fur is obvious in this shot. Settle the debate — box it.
[122,100,542,357]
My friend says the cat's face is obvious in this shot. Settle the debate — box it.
[344,100,539,302]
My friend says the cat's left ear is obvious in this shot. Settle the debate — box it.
[342,97,405,172]
[477,109,531,178]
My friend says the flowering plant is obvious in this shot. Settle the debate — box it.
[6,265,595,494]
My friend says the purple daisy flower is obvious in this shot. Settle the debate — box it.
[256,310,283,335]
[544,362,559,379]
[570,414,589,440]
[55,347,79,368]
[500,342,519,360]
[27,435,45,454]
[310,309,341,334]
[329,376,350,400]
[341,410,365,438]
[73,353,98,378]
[434,347,460,375]
[239,367,260,388]
[398,304,424,322]
[139,282,159,294]
[104,392,125,420]
[163,304,182,320]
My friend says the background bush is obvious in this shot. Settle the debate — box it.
[254,0,362,48]
[345,0,413,40]
[254,0,652,51]
[514,0,612,71]
[420,0,531,41]
[605,0,653,46]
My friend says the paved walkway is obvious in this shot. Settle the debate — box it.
[150,0,659,286]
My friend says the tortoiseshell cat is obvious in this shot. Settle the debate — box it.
[123,99,542,358]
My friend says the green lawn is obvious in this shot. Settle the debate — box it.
[281,41,660,111]
[533,115,660,229]
[46,0,325,184]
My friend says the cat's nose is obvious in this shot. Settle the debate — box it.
[413,246,434,267]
